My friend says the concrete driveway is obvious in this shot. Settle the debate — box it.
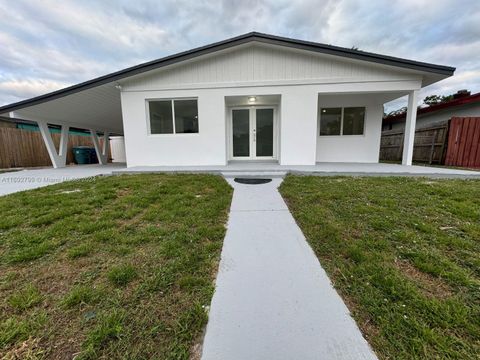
[0,164,126,196]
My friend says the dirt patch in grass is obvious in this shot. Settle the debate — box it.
[394,259,453,299]
[3,337,45,360]
[280,175,480,359]
[0,174,232,359]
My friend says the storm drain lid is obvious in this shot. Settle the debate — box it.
[234,178,272,185]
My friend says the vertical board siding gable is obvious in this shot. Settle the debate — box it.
[121,44,417,90]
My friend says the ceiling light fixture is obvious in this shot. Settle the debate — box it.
[248,96,256,103]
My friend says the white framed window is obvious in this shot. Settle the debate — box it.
[319,107,365,136]
[147,98,199,134]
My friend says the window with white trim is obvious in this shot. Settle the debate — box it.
[319,107,365,136]
[148,99,199,134]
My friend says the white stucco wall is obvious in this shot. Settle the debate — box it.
[316,94,383,163]
[121,85,321,166]
[119,43,423,167]
[121,89,227,166]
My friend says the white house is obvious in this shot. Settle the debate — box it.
[0,32,455,168]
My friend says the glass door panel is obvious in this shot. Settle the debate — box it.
[255,108,274,157]
[232,109,250,157]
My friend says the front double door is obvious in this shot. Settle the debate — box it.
[230,107,276,160]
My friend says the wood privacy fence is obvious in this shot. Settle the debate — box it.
[380,123,449,164]
[380,117,480,168]
[0,127,109,168]
[445,117,480,168]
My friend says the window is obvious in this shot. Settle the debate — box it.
[148,99,198,134]
[149,101,173,134]
[343,107,365,135]
[319,108,342,135]
[319,106,365,136]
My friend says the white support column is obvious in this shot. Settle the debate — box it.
[37,120,69,168]
[402,90,419,166]
[90,130,110,165]
[59,124,69,158]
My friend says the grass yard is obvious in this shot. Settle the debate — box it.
[280,176,480,359]
[0,174,232,359]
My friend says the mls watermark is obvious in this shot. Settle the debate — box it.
[1,176,97,184]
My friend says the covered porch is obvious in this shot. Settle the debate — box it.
[221,87,422,167]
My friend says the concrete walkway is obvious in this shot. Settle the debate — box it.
[201,178,377,360]
[0,164,125,196]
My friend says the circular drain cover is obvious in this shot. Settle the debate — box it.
[234,178,272,185]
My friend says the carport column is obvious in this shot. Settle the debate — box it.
[402,90,419,166]
[37,120,69,168]
[90,130,110,165]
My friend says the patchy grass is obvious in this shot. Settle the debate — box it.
[107,264,137,287]
[8,285,43,311]
[280,176,480,360]
[0,174,232,359]
[61,285,103,309]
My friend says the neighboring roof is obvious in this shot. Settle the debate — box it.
[0,31,456,114]
[383,92,480,124]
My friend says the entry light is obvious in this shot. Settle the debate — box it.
[248,96,256,103]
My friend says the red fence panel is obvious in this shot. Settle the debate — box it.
[445,117,480,168]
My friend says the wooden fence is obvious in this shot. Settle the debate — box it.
[445,117,480,168]
[380,123,449,164]
[0,127,109,168]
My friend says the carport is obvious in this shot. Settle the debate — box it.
[0,80,123,168]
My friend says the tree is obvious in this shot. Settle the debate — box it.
[423,94,454,106]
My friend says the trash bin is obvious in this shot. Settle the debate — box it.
[73,146,95,164]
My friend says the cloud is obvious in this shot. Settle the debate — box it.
[0,0,479,109]
[0,79,68,100]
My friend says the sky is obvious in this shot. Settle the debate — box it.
[0,0,479,112]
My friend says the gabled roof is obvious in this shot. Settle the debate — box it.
[0,31,455,114]
[383,92,480,124]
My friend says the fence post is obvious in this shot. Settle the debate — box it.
[428,134,436,165]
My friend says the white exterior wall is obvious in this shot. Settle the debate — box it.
[121,85,320,166]
[316,95,383,163]
[119,43,423,167]
[121,89,227,166]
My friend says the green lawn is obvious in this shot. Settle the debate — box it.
[280,176,480,359]
[0,174,232,359]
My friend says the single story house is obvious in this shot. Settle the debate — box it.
[383,90,480,131]
[0,32,455,168]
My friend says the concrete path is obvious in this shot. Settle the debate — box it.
[0,164,125,196]
[201,178,377,360]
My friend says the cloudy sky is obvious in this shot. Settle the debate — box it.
[0,0,479,111]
